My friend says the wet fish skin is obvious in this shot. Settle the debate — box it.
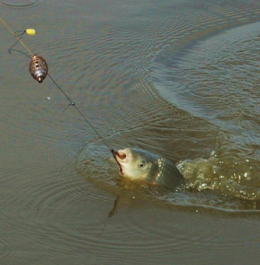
[111,148,185,189]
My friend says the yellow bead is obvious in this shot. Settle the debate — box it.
[26,29,36,35]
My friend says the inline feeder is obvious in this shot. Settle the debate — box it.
[29,55,48,83]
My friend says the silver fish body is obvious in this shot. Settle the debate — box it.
[111,148,185,189]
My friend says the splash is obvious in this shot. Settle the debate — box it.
[177,151,260,201]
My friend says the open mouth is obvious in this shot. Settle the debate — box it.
[111,149,126,173]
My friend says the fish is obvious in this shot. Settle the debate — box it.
[111,148,185,190]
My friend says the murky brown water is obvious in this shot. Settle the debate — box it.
[1,0,260,264]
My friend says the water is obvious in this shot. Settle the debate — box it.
[1,0,260,264]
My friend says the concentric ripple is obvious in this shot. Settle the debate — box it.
[152,7,260,207]
[0,0,39,8]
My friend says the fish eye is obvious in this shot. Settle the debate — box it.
[138,161,146,168]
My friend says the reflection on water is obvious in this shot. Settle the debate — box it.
[1,0,260,264]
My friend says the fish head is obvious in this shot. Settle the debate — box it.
[111,148,157,180]
[111,147,185,189]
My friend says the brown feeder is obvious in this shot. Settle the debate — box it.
[29,55,48,83]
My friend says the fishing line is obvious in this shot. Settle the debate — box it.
[0,16,34,56]
[0,15,112,153]
[1,16,119,265]
[47,73,112,151]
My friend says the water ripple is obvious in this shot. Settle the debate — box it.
[0,238,15,264]
[0,0,39,8]
[2,1,260,263]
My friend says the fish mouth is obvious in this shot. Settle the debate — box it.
[111,149,127,174]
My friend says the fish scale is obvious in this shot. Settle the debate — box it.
[113,148,185,190]
[154,157,185,189]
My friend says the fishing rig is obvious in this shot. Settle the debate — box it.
[0,15,113,154]
[0,16,122,261]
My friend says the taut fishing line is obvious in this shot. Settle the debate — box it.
[0,15,120,263]
[0,15,113,153]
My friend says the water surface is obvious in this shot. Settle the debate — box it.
[1,0,260,264]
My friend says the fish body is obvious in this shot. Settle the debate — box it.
[111,148,185,189]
